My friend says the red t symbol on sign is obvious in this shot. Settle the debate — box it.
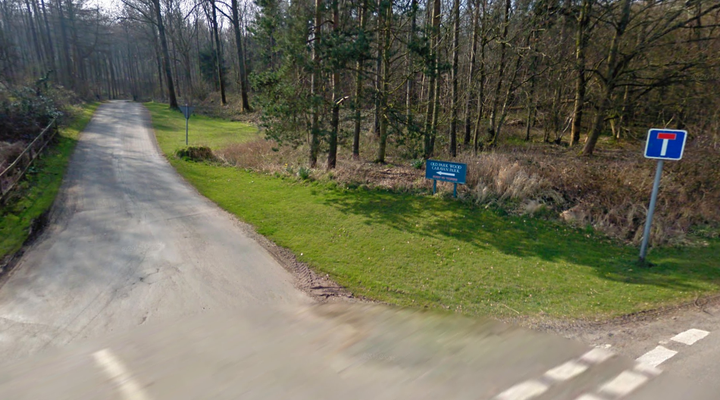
[657,132,677,156]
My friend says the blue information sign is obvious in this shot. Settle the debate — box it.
[179,105,195,120]
[426,160,467,184]
[644,128,687,161]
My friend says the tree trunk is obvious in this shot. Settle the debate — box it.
[309,0,321,167]
[582,0,630,156]
[231,0,251,111]
[448,0,460,157]
[55,0,73,88]
[108,54,118,99]
[491,47,523,147]
[352,0,368,159]
[210,0,227,105]
[430,72,440,152]
[24,0,44,72]
[39,0,56,73]
[423,0,441,159]
[65,0,86,95]
[328,0,340,169]
[152,0,178,109]
[373,0,382,139]
[376,0,393,163]
[524,30,539,141]
[405,0,417,138]
[472,0,487,154]
[570,0,591,146]
[154,30,164,99]
[487,0,510,146]
[464,0,479,146]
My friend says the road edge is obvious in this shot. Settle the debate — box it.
[139,103,359,303]
[0,102,100,288]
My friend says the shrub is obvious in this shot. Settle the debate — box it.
[0,83,78,142]
[175,146,215,162]
[297,166,311,180]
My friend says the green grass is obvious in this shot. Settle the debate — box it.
[144,102,259,154]
[146,104,720,320]
[0,102,100,262]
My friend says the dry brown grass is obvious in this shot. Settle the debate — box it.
[455,152,563,206]
[530,138,720,246]
[0,141,25,172]
[212,131,720,245]
[193,93,263,125]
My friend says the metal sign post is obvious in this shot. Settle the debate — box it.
[425,160,467,198]
[639,128,687,263]
[178,104,195,146]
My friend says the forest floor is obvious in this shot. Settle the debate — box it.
[146,101,720,324]
[0,102,99,270]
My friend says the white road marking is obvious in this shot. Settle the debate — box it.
[92,348,152,400]
[633,362,663,377]
[575,394,604,400]
[495,348,617,400]
[494,380,549,400]
[635,345,677,368]
[580,347,615,364]
[544,360,588,382]
[671,329,710,346]
[598,370,649,397]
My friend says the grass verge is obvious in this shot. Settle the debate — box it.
[0,102,99,263]
[146,103,720,320]
[145,102,258,153]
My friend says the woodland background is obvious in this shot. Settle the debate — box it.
[1,0,719,244]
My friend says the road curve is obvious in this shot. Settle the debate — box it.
[0,101,308,361]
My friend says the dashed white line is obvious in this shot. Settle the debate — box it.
[573,328,711,400]
[633,362,662,377]
[493,348,615,400]
[635,345,677,368]
[575,394,605,400]
[671,328,709,346]
[580,347,615,365]
[544,360,589,382]
[598,370,649,397]
[494,380,549,400]
[92,348,152,400]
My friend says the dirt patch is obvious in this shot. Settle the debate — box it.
[516,293,720,354]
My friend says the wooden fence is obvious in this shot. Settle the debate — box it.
[0,118,58,203]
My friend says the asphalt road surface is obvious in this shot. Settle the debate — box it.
[0,101,308,361]
[573,299,720,398]
[0,101,715,399]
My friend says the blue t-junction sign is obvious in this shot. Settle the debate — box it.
[644,128,687,161]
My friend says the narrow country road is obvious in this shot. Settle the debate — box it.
[0,101,308,361]
[0,101,715,399]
